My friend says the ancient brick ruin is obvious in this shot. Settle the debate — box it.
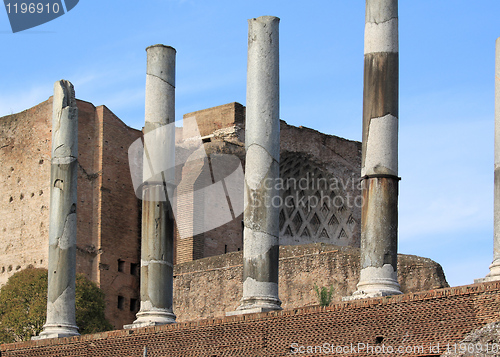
[0,96,369,329]
[0,98,142,329]
[1,0,500,355]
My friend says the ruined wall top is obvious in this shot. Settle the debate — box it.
[182,102,245,139]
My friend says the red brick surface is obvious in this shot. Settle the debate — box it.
[183,102,245,138]
[2,281,499,357]
[176,103,363,266]
[0,99,142,330]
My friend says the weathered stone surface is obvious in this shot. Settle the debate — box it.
[365,0,398,24]
[349,0,401,299]
[245,16,280,163]
[144,45,175,128]
[173,243,448,322]
[362,113,398,176]
[126,44,177,328]
[364,0,398,55]
[143,44,176,186]
[361,54,399,175]
[361,0,398,176]
[493,38,500,278]
[441,322,500,357]
[478,37,500,283]
[233,15,282,314]
[36,80,79,339]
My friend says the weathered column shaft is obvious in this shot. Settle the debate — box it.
[235,16,282,313]
[352,0,401,298]
[493,38,500,274]
[37,80,79,338]
[478,38,500,283]
[126,44,176,328]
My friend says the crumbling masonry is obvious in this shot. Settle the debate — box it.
[9,1,497,336]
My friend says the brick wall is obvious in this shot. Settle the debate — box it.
[2,281,499,357]
[0,99,142,330]
[183,102,245,139]
[175,151,208,263]
[0,99,52,284]
[174,103,362,266]
[172,243,448,322]
[94,105,142,329]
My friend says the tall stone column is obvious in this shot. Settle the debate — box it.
[126,45,176,328]
[229,16,282,315]
[36,80,79,339]
[476,38,500,283]
[345,0,401,299]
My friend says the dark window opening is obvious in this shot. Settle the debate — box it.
[118,259,125,272]
[130,298,138,312]
[130,263,139,276]
[224,244,228,254]
[117,296,124,310]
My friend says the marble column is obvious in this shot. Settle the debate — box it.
[35,80,79,339]
[229,16,282,315]
[345,0,402,300]
[125,44,176,328]
[476,38,500,283]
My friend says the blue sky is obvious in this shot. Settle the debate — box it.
[1,0,499,287]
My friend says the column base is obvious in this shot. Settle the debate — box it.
[343,266,402,301]
[226,296,282,316]
[124,310,176,329]
[343,288,402,301]
[475,260,500,283]
[475,276,500,283]
[32,323,80,340]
